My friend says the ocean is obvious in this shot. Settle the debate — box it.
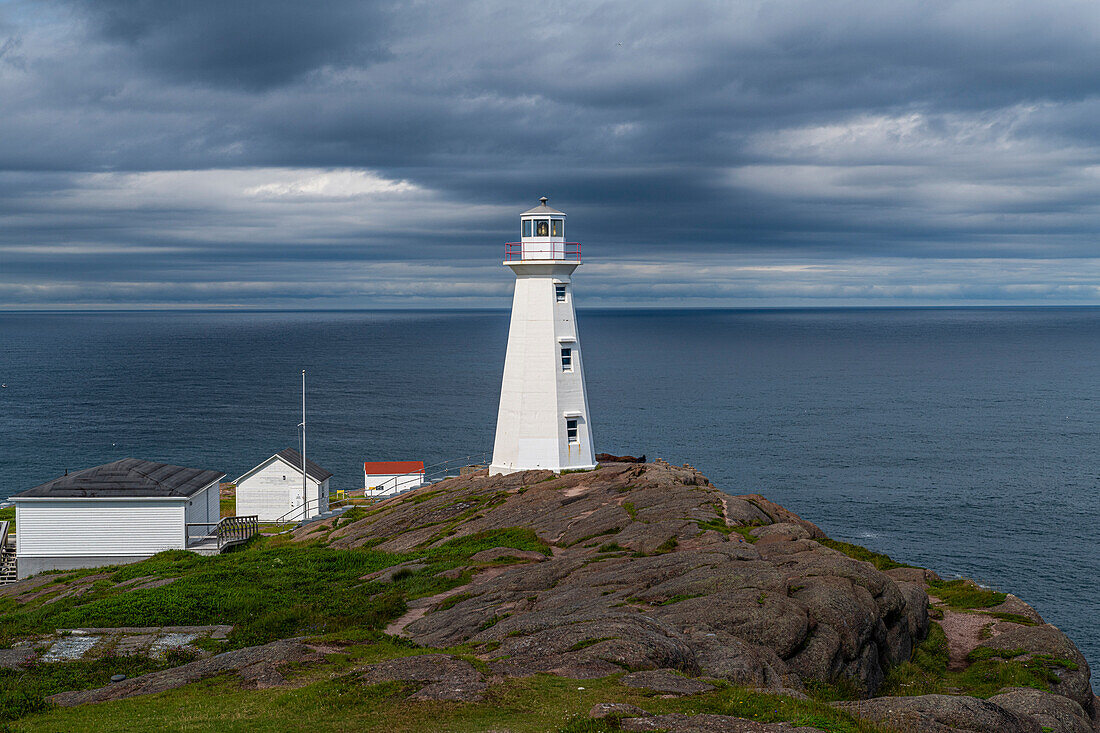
[1,307,1098,670]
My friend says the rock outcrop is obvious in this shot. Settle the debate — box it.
[312,460,1098,733]
[318,461,925,696]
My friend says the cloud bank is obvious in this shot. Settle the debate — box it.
[1,0,1099,307]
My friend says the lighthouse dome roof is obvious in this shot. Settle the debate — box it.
[521,197,566,216]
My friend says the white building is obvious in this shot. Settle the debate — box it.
[234,448,332,521]
[11,458,224,579]
[490,198,596,475]
[364,461,425,496]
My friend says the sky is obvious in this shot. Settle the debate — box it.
[1,0,1099,309]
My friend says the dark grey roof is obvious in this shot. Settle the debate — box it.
[13,459,225,499]
[276,448,333,482]
[522,197,565,216]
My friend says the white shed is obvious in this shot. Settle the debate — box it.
[12,458,225,580]
[364,461,425,496]
[234,448,332,522]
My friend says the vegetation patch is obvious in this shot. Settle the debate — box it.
[656,593,703,606]
[622,502,637,520]
[9,653,892,733]
[880,622,1076,699]
[433,592,478,613]
[0,651,197,726]
[928,579,1007,610]
[333,506,375,526]
[986,612,1038,626]
[730,525,760,543]
[653,537,678,554]
[0,528,548,652]
[693,517,732,535]
[816,538,911,572]
[568,637,617,652]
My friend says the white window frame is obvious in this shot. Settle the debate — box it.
[561,347,573,372]
[566,418,578,443]
[555,284,567,302]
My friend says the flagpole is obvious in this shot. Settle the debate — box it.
[301,369,306,521]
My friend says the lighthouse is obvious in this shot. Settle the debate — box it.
[490,198,596,475]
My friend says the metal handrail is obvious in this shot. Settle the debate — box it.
[366,451,490,497]
[504,242,581,261]
[270,495,347,526]
[0,521,8,551]
[265,451,493,527]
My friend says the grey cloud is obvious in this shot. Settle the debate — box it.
[2,1,1100,307]
[70,0,393,90]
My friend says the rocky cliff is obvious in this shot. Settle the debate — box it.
[306,460,1097,732]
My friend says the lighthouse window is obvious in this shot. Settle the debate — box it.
[522,220,532,237]
[561,347,573,371]
[536,219,549,236]
[551,219,563,237]
[566,418,578,442]
[555,284,567,301]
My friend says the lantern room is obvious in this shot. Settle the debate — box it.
[506,197,580,261]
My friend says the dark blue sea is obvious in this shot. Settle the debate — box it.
[1,308,1098,670]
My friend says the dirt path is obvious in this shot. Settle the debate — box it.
[930,597,994,671]
[384,565,514,637]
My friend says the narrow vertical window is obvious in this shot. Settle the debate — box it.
[566,418,578,442]
[522,220,532,237]
[555,284,567,302]
[551,219,563,237]
[536,219,549,236]
[561,347,572,371]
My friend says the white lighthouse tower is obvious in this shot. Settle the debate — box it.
[490,198,596,475]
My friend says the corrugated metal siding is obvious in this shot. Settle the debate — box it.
[16,501,186,557]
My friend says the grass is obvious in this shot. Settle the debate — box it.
[0,651,198,725]
[815,539,911,572]
[0,528,550,654]
[730,525,760,543]
[653,537,677,554]
[880,622,1077,699]
[7,657,893,733]
[0,506,14,530]
[693,517,731,535]
[622,502,637,520]
[987,612,1037,626]
[928,579,1007,610]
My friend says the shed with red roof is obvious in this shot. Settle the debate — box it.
[364,461,425,496]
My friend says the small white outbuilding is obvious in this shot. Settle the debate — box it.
[12,458,225,579]
[364,461,425,496]
[234,448,332,522]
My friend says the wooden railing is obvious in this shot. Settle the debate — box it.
[216,515,258,550]
[186,515,258,552]
[0,521,17,584]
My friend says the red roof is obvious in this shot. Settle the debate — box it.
[364,461,424,475]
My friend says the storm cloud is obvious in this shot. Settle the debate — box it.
[1,0,1099,307]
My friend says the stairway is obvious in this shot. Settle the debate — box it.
[0,542,16,585]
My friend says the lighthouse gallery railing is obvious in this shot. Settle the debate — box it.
[504,243,581,261]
